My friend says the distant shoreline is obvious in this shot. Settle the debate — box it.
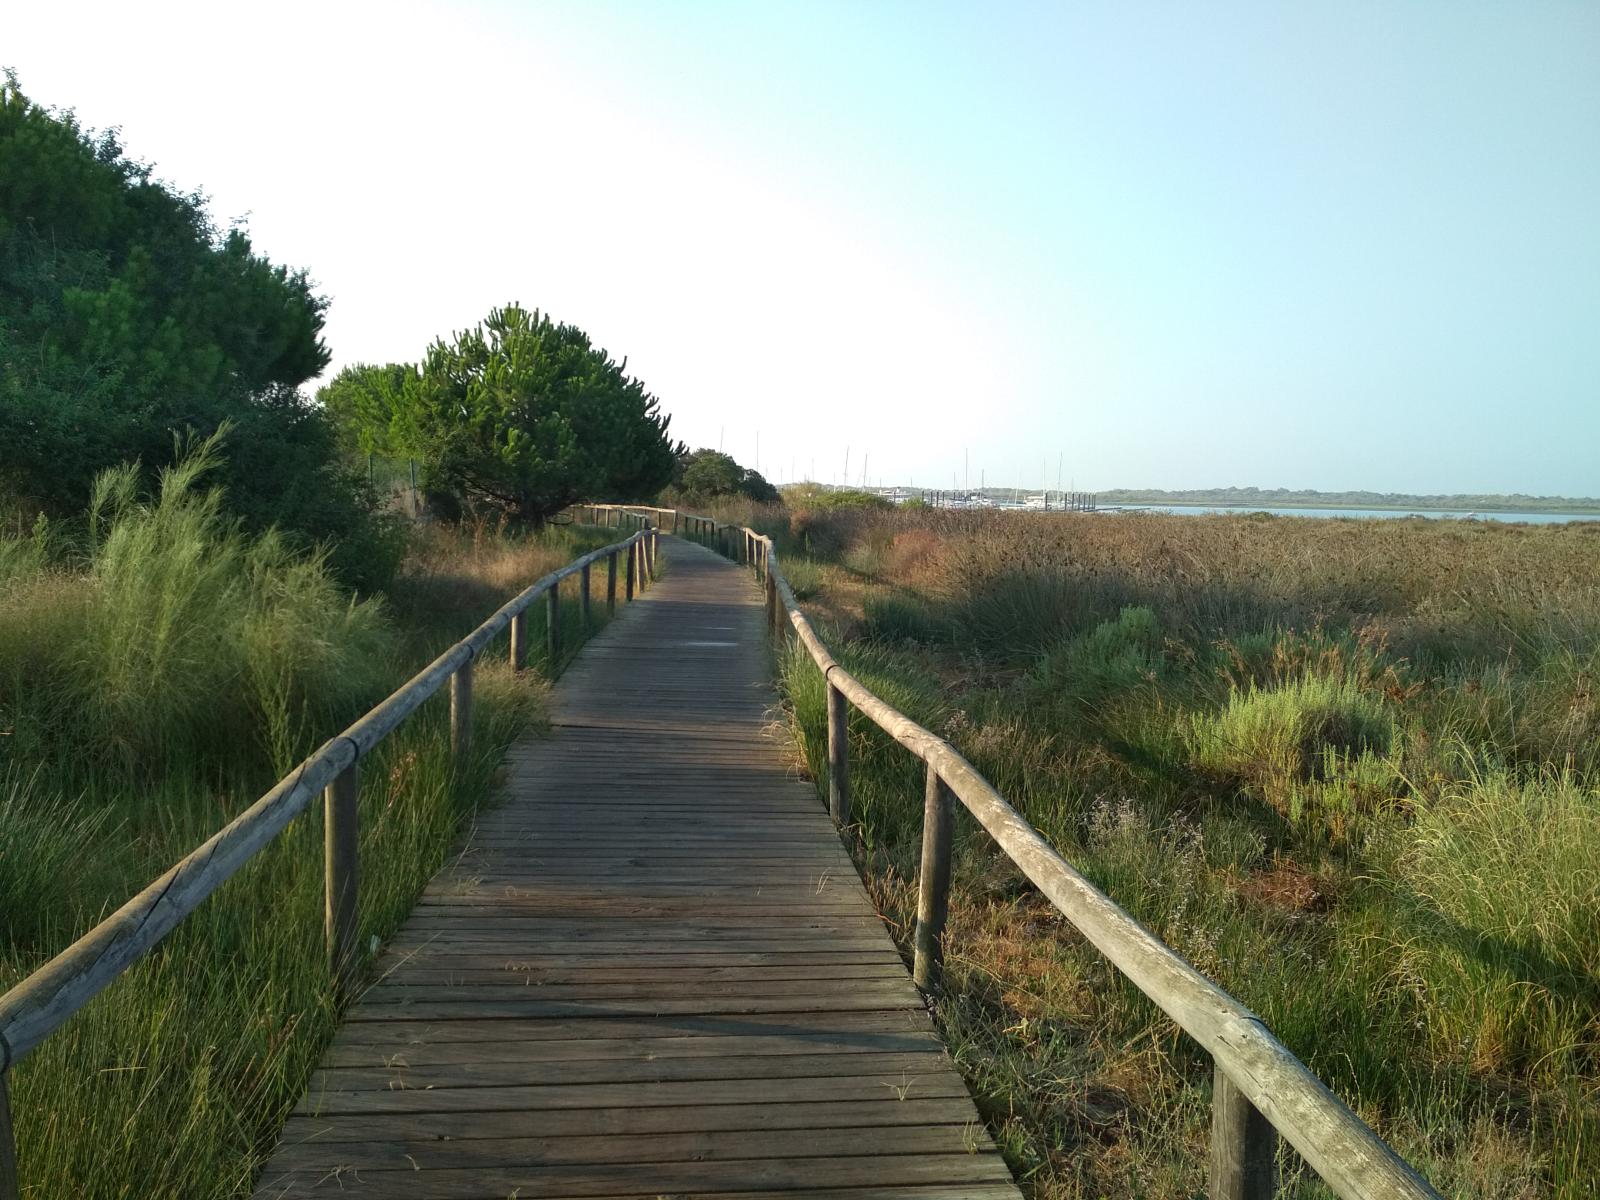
[1125,500,1600,516]
[1098,490,1600,515]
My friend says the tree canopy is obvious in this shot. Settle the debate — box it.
[324,305,681,524]
[0,76,393,584]
[674,448,780,504]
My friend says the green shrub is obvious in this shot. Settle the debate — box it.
[0,438,393,780]
[863,590,945,643]
[1186,672,1401,829]
[1033,606,1166,709]
[779,556,825,599]
[1389,764,1600,1097]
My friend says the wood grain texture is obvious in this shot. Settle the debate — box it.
[255,537,1016,1198]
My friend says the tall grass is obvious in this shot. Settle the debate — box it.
[766,504,1600,1198]
[0,453,622,1196]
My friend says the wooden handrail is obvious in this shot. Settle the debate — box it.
[0,522,657,1193]
[662,504,1441,1200]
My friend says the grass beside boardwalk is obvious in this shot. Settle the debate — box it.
[699,499,1600,1199]
[0,464,624,1197]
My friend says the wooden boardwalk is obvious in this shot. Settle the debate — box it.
[255,537,1020,1199]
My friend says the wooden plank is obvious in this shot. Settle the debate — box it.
[254,1155,1014,1198]
[322,1030,943,1067]
[339,995,926,1020]
[267,1124,993,1171]
[358,980,923,1003]
[299,1072,976,1115]
[366,964,909,985]
[367,951,904,970]
[327,1009,935,1046]
[310,1049,957,1091]
[278,1098,980,1145]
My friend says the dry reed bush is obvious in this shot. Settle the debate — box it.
[1,444,394,780]
[387,517,606,653]
[785,507,1600,653]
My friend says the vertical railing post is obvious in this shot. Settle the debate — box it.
[510,609,527,672]
[826,679,849,825]
[913,762,955,994]
[606,550,618,615]
[546,581,561,668]
[673,509,680,533]
[625,542,636,602]
[1210,1065,1279,1200]
[0,1070,20,1200]
[765,556,780,640]
[450,658,474,763]
[650,529,659,580]
[324,761,360,1000]
[580,562,592,628]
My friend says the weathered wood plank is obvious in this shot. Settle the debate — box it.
[322,1030,942,1067]
[327,1009,934,1045]
[259,1164,1011,1200]
[310,1049,957,1091]
[265,1123,994,1172]
[299,1072,976,1116]
[277,1097,980,1144]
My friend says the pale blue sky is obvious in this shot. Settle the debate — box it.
[10,1,1599,493]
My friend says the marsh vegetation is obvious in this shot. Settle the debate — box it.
[716,498,1599,1198]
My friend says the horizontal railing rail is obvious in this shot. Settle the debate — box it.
[646,502,1441,1200]
[0,513,662,1195]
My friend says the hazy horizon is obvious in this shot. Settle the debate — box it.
[9,1,1598,495]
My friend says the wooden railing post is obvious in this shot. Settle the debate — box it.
[509,609,527,672]
[765,561,780,640]
[1211,1064,1279,1200]
[450,659,474,762]
[546,581,561,667]
[579,562,592,627]
[606,550,618,615]
[625,543,636,602]
[826,680,849,825]
[913,763,955,994]
[323,762,360,1000]
[0,1070,19,1200]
